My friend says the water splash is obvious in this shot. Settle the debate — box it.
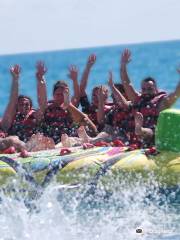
[0,175,179,240]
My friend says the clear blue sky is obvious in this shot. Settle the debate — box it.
[0,0,180,55]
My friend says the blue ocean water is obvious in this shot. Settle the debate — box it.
[0,41,180,240]
[0,40,180,116]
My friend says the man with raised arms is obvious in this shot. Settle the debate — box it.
[120,49,180,146]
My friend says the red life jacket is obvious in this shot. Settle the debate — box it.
[128,91,167,148]
[9,109,39,142]
[80,95,112,128]
[106,104,135,144]
[88,103,112,127]
[43,101,76,143]
[133,91,167,130]
[111,106,131,127]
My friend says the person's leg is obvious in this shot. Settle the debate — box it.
[0,136,26,152]
[26,133,55,152]
[61,133,82,147]
[77,126,111,144]
[77,126,91,143]
[134,112,154,141]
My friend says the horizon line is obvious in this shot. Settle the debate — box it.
[0,38,180,57]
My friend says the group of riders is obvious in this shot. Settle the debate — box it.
[0,49,180,156]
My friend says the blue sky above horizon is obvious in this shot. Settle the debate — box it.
[0,0,180,55]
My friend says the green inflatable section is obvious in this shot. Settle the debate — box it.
[156,109,180,152]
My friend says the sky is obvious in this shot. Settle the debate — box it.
[0,0,180,55]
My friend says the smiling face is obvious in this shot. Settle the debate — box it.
[17,97,32,115]
[92,86,109,106]
[141,78,158,98]
[53,81,69,105]
[53,87,66,104]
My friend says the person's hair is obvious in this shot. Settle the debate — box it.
[92,86,100,92]
[92,85,109,93]
[101,85,109,92]
[114,83,125,94]
[53,80,68,95]
[18,95,33,108]
[142,77,157,86]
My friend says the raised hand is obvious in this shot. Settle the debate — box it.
[98,85,105,103]
[36,61,47,80]
[61,87,70,109]
[121,49,131,65]
[10,64,21,80]
[108,71,114,89]
[87,54,96,68]
[68,65,78,81]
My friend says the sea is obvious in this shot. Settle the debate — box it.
[0,40,180,240]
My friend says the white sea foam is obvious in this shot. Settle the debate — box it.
[0,175,179,240]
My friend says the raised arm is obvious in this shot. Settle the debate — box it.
[97,86,106,125]
[68,103,98,134]
[120,49,139,102]
[1,65,20,131]
[109,71,130,109]
[36,61,48,114]
[61,88,97,134]
[80,54,96,97]
[68,65,80,106]
[158,67,180,112]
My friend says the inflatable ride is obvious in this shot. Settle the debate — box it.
[0,109,180,188]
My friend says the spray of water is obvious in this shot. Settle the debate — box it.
[0,171,179,240]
